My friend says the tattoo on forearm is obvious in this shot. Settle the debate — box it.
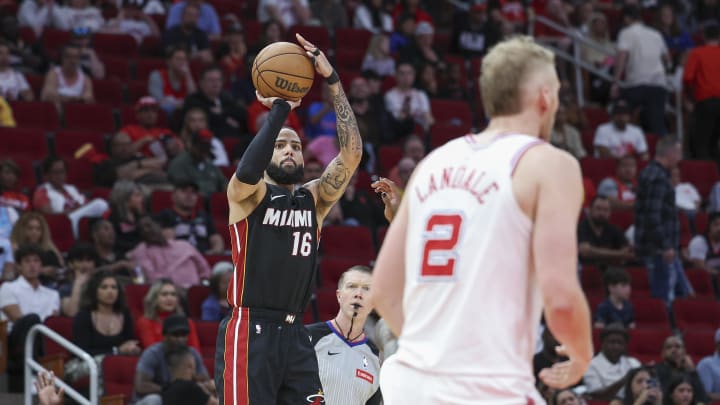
[330,84,362,156]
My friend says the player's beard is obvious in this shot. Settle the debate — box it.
[266,161,304,185]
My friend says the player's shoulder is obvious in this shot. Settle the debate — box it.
[523,143,581,173]
[306,321,333,345]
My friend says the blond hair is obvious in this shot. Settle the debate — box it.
[10,212,62,257]
[143,279,186,319]
[366,34,389,60]
[480,36,555,118]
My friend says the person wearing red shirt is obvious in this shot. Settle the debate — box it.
[118,96,176,159]
[0,159,29,212]
[246,97,304,139]
[392,0,433,25]
[148,46,196,116]
[683,23,720,160]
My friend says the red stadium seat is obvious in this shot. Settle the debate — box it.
[139,36,163,58]
[287,25,331,53]
[42,29,71,52]
[10,101,60,130]
[632,297,670,329]
[103,355,140,401]
[63,103,116,132]
[683,329,715,360]
[53,129,106,158]
[25,73,45,97]
[335,49,366,71]
[43,214,74,252]
[582,106,610,130]
[210,192,229,225]
[92,79,124,106]
[678,160,720,199]
[124,81,151,105]
[628,327,671,365]
[609,210,634,230]
[102,57,132,81]
[319,257,364,289]
[376,226,388,248]
[43,316,73,360]
[431,99,473,126]
[378,146,402,176]
[321,226,375,262]
[241,20,261,45]
[0,128,49,160]
[580,158,617,185]
[204,254,231,268]
[429,121,473,149]
[686,269,714,299]
[696,212,709,235]
[195,321,219,358]
[188,286,212,319]
[14,158,38,190]
[581,266,604,297]
[135,59,166,81]
[78,217,93,242]
[673,298,720,331]
[626,267,651,298]
[581,129,595,156]
[204,357,214,378]
[335,28,373,52]
[65,159,96,191]
[94,33,138,58]
[124,284,150,319]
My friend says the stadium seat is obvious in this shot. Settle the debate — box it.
[135,59,166,81]
[696,212,709,235]
[581,129,595,156]
[673,298,720,331]
[431,99,473,126]
[632,297,670,329]
[319,257,364,289]
[77,217,93,242]
[65,158,96,191]
[626,267,651,297]
[378,146,403,176]
[43,214,74,252]
[25,73,45,97]
[195,321,219,358]
[150,190,203,213]
[434,32,451,54]
[14,158,38,191]
[376,226,388,249]
[645,133,658,157]
[125,80,150,104]
[582,106,610,130]
[287,25,331,53]
[43,316,73,360]
[139,36,163,58]
[685,269,714,299]
[609,210,633,230]
[581,266,604,297]
[679,160,720,199]
[241,20,261,45]
[63,103,116,133]
[92,79,124,106]
[188,286,212,319]
[0,128,49,160]
[10,101,60,130]
[204,254,231,268]
[580,158,616,185]
[203,357,214,378]
[683,329,715,361]
[335,49,366,71]
[102,56,132,81]
[53,129,106,157]
[210,192,229,225]
[94,33,138,58]
[124,284,150,319]
[208,0,242,18]
[429,121,473,149]
[42,29,71,53]
[322,226,375,261]
[103,355,140,401]
[335,28,372,52]
[628,327,671,365]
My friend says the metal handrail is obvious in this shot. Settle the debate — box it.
[24,324,99,405]
[531,14,684,140]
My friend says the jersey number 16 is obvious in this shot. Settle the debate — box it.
[292,231,313,257]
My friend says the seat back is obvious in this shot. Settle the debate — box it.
[103,355,140,399]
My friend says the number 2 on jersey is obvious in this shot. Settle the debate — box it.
[421,213,463,278]
[292,231,312,256]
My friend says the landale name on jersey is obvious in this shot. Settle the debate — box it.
[415,165,499,204]
[263,208,313,227]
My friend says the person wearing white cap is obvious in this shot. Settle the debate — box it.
[697,329,720,401]
[398,21,445,72]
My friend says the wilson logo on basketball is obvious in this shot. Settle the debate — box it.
[275,77,309,94]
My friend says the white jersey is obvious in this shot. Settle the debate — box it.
[395,133,544,399]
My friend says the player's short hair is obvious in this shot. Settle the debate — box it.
[589,195,610,208]
[480,36,555,118]
[603,267,630,287]
[337,265,372,290]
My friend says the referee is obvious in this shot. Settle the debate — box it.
[307,266,381,405]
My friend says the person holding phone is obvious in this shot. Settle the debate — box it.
[611,367,663,405]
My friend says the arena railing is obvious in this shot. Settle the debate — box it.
[24,323,99,405]
[530,14,684,141]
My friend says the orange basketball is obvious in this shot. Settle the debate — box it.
[251,42,315,102]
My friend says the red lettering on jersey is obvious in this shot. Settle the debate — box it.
[441,167,453,188]
[356,369,374,384]
[415,165,499,205]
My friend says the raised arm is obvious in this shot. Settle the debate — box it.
[296,34,363,222]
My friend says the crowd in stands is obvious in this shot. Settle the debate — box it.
[0,0,719,404]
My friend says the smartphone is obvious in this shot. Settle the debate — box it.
[647,378,658,388]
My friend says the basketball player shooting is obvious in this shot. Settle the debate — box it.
[372,36,593,404]
[214,34,363,405]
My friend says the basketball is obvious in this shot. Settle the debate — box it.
[252,42,315,102]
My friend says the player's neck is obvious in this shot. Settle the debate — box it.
[263,174,295,193]
[483,113,543,139]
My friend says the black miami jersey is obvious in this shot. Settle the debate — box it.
[227,183,319,313]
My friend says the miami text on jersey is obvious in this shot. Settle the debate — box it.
[262,208,314,227]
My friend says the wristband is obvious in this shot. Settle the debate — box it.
[326,70,340,85]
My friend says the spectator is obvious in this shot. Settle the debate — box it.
[59,242,97,317]
[93,132,169,188]
[128,216,211,288]
[249,19,283,57]
[0,245,60,392]
[694,0,720,27]
[550,103,586,159]
[451,2,501,57]
[41,44,94,106]
[90,218,135,277]
[697,328,720,401]
[399,21,445,72]
[17,0,63,37]
[0,208,16,278]
[102,0,161,44]
[388,134,425,185]
[389,12,415,54]
[0,15,47,73]
[634,137,692,303]
[246,95,304,136]
[612,4,670,137]
[217,24,247,85]
[0,159,29,211]
[9,212,64,282]
[161,345,218,405]
[687,212,720,277]
[156,179,224,254]
[578,196,633,267]
[0,97,16,127]
[362,34,396,78]
[257,0,311,30]
[349,76,388,156]
[394,157,416,190]
[166,0,221,39]
[354,0,393,34]
[683,23,720,160]
[305,83,337,139]
[0,41,33,101]
[610,367,663,405]
[33,157,109,237]
[392,0,432,26]
[594,268,636,329]
[133,314,210,404]
[310,0,347,31]
[597,155,638,211]
[179,109,230,167]
[167,129,226,197]
[593,100,649,160]
[68,27,105,80]
[580,13,614,105]
[107,180,146,255]
[135,279,202,351]
[384,62,434,137]
[655,336,709,404]
[183,65,248,139]
[162,3,212,62]
[584,324,641,400]
[553,389,582,405]
[66,270,140,385]
[149,46,196,116]
[301,158,323,183]
[672,167,700,220]
[200,266,231,321]
[416,63,439,98]
[665,375,698,405]
[339,171,385,230]
[533,327,567,379]
[118,96,174,160]
[656,4,694,67]
[55,0,105,32]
